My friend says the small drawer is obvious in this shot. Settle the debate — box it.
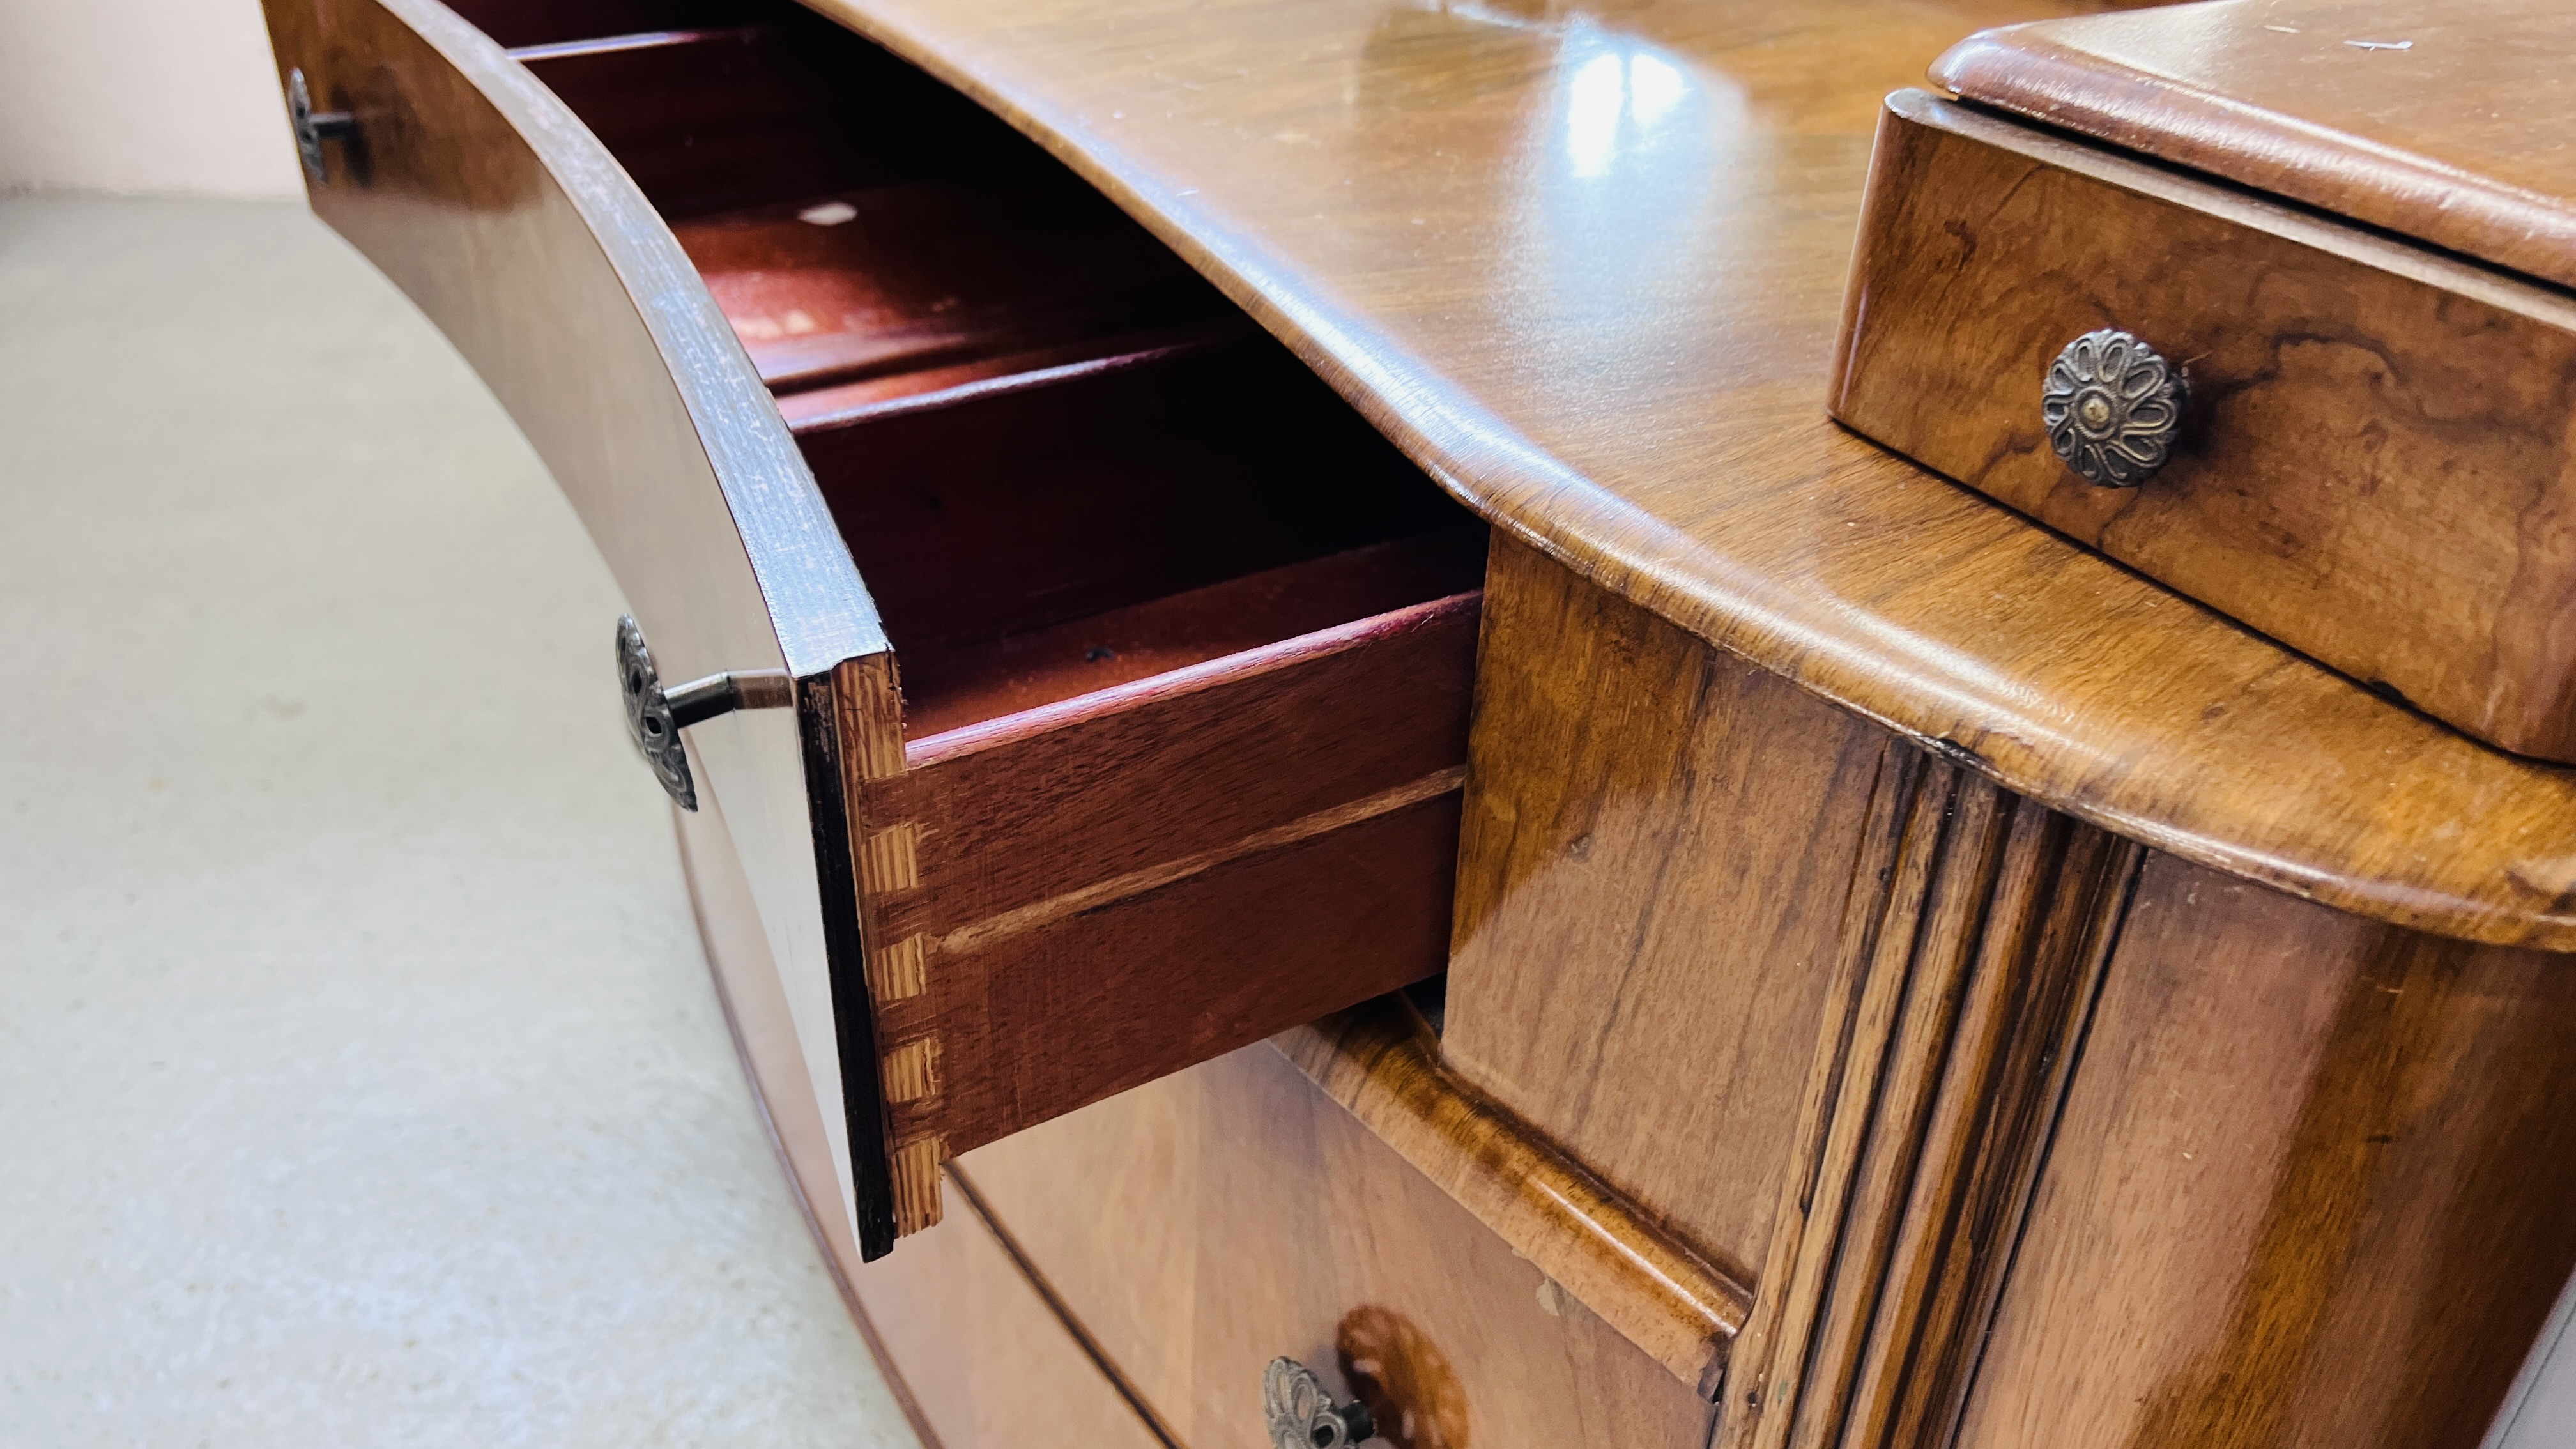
[942,1029,1717,1449]
[261,0,1482,1261]
[1832,89,2576,762]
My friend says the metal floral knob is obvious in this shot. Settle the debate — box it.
[618,616,698,809]
[286,68,355,185]
[2041,328,2185,487]
[615,615,792,812]
[1264,1358,1375,1448]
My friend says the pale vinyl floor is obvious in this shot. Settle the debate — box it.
[0,195,918,1448]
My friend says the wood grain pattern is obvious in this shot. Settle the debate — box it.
[896,532,1485,739]
[882,591,1478,931]
[264,0,881,679]
[1722,728,1970,1449]
[281,29,2576,1449]
[956,1043,1716,1449]
[1756,798,2136,1449]
[1749,769,2025,1449]
[801,668,903,1255]
[1833,91,2576,762]
[1276,998,1751,1391]
[787,0,2576,950]
[905,793,1462,1154]
[1448,544,2148,1449]
[1834,816,2132,1449]
[1956,852,2576,1449]
[848,592,1479,1190]
[1934,0,2576,295]
[1445,533,1894,1276]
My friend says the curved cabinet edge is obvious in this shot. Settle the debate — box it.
[268,0,883,677]
[788,0,2576,954]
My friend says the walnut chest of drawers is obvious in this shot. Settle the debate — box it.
[258,1,2576,1446]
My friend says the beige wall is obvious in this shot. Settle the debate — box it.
[0,0,302,197]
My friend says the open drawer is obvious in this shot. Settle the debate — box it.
[259,0,1485,1256]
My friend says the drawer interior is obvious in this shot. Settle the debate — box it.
[445,0,774,49]
[509,1,1485,728]
[792,338,1484,739]
[499,0,1485,1237]
[487,3,1040,215]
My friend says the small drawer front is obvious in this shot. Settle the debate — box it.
[1832,89,2576,762]
[949,1043,1715,1449]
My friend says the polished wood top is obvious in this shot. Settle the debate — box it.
[1936,1,2576,293]
[793,0,2576,950]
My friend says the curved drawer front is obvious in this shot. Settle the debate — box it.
[259,0,876,682]
[259,0,1488,1264]
[1833,89,2576,763]
[262,0,893,1259]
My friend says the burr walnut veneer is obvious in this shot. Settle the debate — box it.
[1837,5,2576,763]
[258,0,2576,1445]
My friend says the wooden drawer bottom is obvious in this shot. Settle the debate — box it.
[940,1043,1714,1449]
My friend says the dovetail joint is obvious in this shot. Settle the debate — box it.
[867,934,928,1003]
[859,822,921,894]
[836,656,907,783]
[882,1036,943,1103]
[891,1136,946,1235]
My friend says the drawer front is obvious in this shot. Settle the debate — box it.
[1832,89,2576,762]
[259,0,897,1257]
[951,1042,1715,1449]
[260,0,1487,1266]
[847,1203,1167,1449]
[257,0,878,684]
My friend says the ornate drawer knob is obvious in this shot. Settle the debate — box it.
[1264,1358,1376,1448]
[286,68,356,185]
[2041,328,2185,487]
[615,615,790,811]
